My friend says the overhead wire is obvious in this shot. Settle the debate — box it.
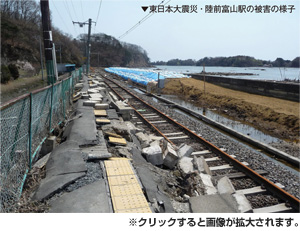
[51,0,72,35]
[80,0,86,34]
[94,0,103,33]
[62,0,78,36]
[118,0,171,40]
[70,0,84,36]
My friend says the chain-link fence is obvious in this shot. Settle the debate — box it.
[0,68,82,212]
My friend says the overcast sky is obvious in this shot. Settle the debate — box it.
[48,0,300,62]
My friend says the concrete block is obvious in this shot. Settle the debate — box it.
[89,93,103,98]
[193,156,212,175]
[199,173,217,195]
[40,136,57,155]
[110,101,133,121]
[136,132,151,148]
[81,93,89,99]
[178,157,194,175]
[217,176,235,195]
[89,83,98,88]
[83,100,100,107]
[75,83,84,89]
[88,89,99,94]
[95,103,109,110]
[149,134,164,142]
[163,143,178,169]
[177,144,194,158]
[189,194,238,213]
[232,193,253,213]
[142,144,163,166]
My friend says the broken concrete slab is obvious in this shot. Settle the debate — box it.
[178,157,194,175]
[163,143,178,169]
[62,108,98,147]
[49,180,111,213]
[33,172,85,201]
[232,193,252,213]
[136,132,151,148]
[131,147,174,213]
[149,134,164,142]
[177,144,194,158]
[108,136,127,146]
[217,176,235,195]
[106,109,119,120]
[83,100,100,107]
[95,103,109,110]
[189,194,237,213]
[193,156,212,175]
[142,144,163,166]
[199,173,217,195]
[46,150,86,178]
[32,153,51,169]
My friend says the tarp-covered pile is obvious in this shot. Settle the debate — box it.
[105,67,189,86]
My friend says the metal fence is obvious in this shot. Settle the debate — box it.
[0,68,82,212]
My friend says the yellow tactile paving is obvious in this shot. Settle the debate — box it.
[107,175,138,186]
[115,207,152,213]
[108,137,127,145]
[96,119,110,124]
[106,165,134,176]
[94,109,107,116]
[111,194,150,211]
[104,158,152,213]
[109,184,143,197]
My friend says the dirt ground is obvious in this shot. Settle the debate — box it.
[162,78,300,143]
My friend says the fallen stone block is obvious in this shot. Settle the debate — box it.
[88,89,99,94]
[95,103,109,110]
[89,83,98,88]
[136,132,151,148]
[142,144,163,166]
[149,134,164,142]
[199,173,217,195]
[75,83,84,89]
[83,100,100,107]
[178,157,195,174]
[177,144,194,158]
[163,143,178,169]
[193,156,212,175]
[217,176,235,195]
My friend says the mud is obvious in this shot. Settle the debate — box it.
[162,78,300,143]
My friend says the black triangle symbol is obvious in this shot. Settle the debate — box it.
[142,6,148,12]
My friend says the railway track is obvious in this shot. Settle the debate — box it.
[100,72,300,213]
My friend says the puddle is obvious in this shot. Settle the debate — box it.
[162,95,281,144]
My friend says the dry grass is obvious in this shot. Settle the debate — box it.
[0,72,48,104]
[163,78,300,142]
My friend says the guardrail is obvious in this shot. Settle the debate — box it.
[0,68,82,212]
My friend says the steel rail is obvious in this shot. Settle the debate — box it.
[103,75,300,212]
[104,79,175,145]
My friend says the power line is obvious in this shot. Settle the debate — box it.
[94,0,103,33]
[52,0,72,35]
[63,0,78,35]
[118,0,171,40]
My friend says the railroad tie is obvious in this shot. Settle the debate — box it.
[252,203,293,213]
[168,136,189,140]
[209,161,249,171]
[104,158,152,213]
[236,183,284,196]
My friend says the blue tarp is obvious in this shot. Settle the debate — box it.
[105,67,165,86]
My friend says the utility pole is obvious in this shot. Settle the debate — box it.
[73,19,95,75]
[39,36,44,81]
[40,0,56,85]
